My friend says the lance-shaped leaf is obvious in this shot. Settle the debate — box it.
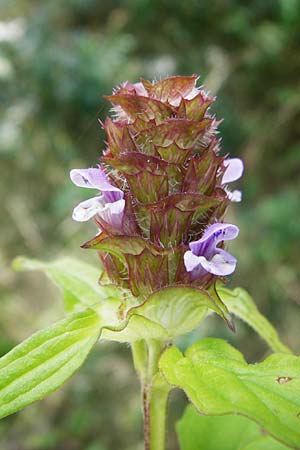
[0,309,101,419]
[13,255,167,344]
[177,405,290,450]
[13,256,124,314]
[12,256,173,343]
[159,338,300,450]
[217,284,292,354]
[12,257,230,344]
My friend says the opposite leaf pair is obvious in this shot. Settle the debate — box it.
[0,257,298,450]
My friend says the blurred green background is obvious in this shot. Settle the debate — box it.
[0,0,300,449]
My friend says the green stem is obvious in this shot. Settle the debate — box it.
[149,376,170,450]
[132,340,148,379]
[132,340,170,450]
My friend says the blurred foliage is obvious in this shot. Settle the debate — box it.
[177,405,289,450]
[0,0,300,449]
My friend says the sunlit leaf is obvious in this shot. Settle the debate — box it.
[130,285,232,338]
[0,309,101,419]
[13,257,233,343]
[13,256,168,342]
[104,283,234,342]
[217,284,291,354]
[160,338,300,449]
[102,315,168,342]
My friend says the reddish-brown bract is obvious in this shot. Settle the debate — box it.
[85,76,230,298]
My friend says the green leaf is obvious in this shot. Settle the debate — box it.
[129,286,232,339]
[12,257,231,343]
[160,338,300,449]
[102,315,168,342]
[177,405,290,450]
[13,256,124,313]
[0,309,101,419]
[217,284,291,354]
[104,284,234,342]
[13,256,168,343]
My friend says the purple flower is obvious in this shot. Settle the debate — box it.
[222,158,244,202]
[70,168,125,229]
[184,223,239,277]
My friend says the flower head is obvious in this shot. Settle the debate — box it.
[71,75,243,299]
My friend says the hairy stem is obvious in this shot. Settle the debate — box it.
[143,383,151,450]
[149,378,169,450]
[132,340,170,450]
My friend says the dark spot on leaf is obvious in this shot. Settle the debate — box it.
[276,376,292,384]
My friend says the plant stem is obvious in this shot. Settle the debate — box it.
[132,340,170,450]
[147,377,169,450]
[132,340,148,379]
[143,382,151,450]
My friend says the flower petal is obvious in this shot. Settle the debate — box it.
[70,168,122,194]
[184,250,204,272]
[184,248,237,277]
[184,223,239,278]
[98,199,125,229]
[194,250,237,276]
[72,196,105,222]
[226,189,242,202]
[189,223,239,256]
[222,158,244,184]
[72,196,125,226]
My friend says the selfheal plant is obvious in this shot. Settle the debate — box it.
[1,75,300,450]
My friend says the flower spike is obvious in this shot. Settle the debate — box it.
[71,75,243,304]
